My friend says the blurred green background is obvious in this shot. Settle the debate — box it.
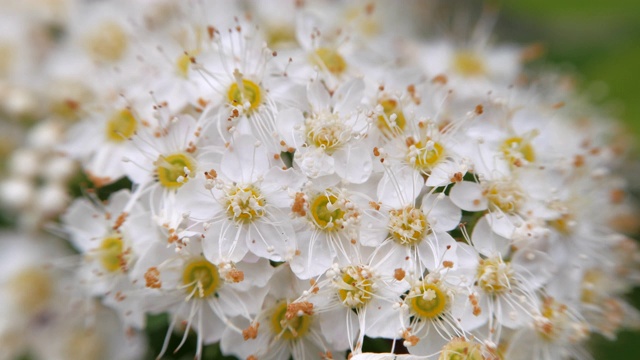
[497,0,640,358]
[499,0,640,140]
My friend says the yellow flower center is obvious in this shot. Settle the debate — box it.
[156,153,197,189]
[98,236,125,273]
[501,136,535,165]
[313,47,347,75]
[409,282,448,319]
[270,301,312,340]
[306,113,348,154]
[388,206,428,246]
[265,25,296,48]
[105,109,137,142]
[65,329,106,360]
[310,194,345,231]
[225,186,266,223]
[483,181,523,213]
[438,337,486,360]
[476,257,514,294]
[548,213,574,235]
[377,98,406,135]
[408,140,445,171]
[337,266,374,308]
[182,259,221,299]
[227,79,262,111]
[452,51,486,77]
[0,43,14,76]
[84,21,129,63]
[176,53,191,78]
[7,268,53,313]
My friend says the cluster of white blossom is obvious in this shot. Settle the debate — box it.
[1,0,639,359]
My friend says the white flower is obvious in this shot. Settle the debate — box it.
[278,78,373,183]
[221,265,346,360]
[178,134,303,262]
[131,239,273,359]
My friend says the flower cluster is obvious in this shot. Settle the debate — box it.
[1,1,639,360]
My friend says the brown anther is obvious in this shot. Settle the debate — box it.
[168,233,179,244]
[247,356,258,360]
[369,201,381,210]
[295,249,301,256]
[552,101,565,109]
[86,171,112,188]
[350,239,357,245]
[443,261,454,268]
[520,43,546,62]
[394,268,405,281]
[280,140,287,146]
[405,136,416,147]
[378,84,385,91]
[573,155,585,167]
[113,212,128,231]
[365,3,375,15]
[227,269,245,283]
[207,26,216,39]
[402,329,419,346]
[473,199,481,206]
[272,51,277,57]
[321,351,334,360]
[285,301,314,320]
[186,141,197,153]
[287,147,295,153]
[144,267,162,289]
[114,291,126,302]
[373,147,380,157]
[242,323,259,340]
[475,104,484,115]
[451,172,463,183]
[273,153,281,160]
[610,189,625,204]
[64,99,79,110]
[292,192,307,216]
[204,169,217,180]
[197,98,209,108]
[118,248,131,272]
[432,74,448,84]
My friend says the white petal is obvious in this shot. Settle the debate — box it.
[495,294,532,329]
[202,222,249,263]
[333,78,364,115]
[512,248,556,291]
[486,212,518,240]
[449,181,487,212]
[307,79,330,112]
[420,232,457,271]
[471,215,510,256]
[333,145,372,184]
[262,168,305,208]
[221,134,269,183]
[422,194,461,232]
[247,219,296,262]
[377,166,422,208]
[276,108,305,148]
